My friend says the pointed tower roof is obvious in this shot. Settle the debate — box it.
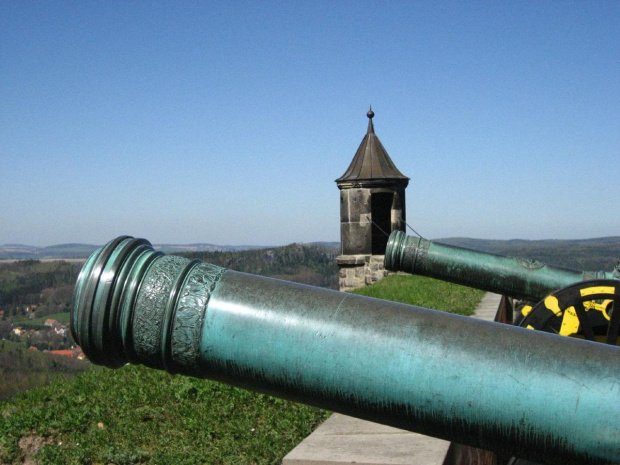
[336,109,409,187]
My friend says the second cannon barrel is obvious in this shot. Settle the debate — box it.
[384,230,616,302]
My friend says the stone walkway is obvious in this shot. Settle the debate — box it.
[282,293,503,465]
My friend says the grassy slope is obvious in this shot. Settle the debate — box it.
[0,275,483,465]
[351,274,484,316]
[1,366,330,465]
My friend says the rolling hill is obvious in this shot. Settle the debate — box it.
[437,236,620,271]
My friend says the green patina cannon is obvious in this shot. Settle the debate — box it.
[72,236,620,465]
[384,230,619,303]
[385,230,620,343]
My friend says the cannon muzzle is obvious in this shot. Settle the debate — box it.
[385,230,616,302]
[72,236,620,465]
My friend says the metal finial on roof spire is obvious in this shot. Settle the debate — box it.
[367,106,375,134]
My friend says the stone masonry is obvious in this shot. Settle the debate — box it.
[338,255,388,292]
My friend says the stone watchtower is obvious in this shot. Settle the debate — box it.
[335,110,409,291]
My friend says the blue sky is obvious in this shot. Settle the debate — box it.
[1,1,619,247]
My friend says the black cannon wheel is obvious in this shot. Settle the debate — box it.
[504,280,620,465]
[517,279,620,345]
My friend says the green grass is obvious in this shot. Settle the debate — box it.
[14,311,70,326]
[0,365,330,465]
[0,274,484,464]
[350,274,485,316]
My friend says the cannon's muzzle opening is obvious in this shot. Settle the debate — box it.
[71,236,159,368]
[384,230,406,271]
[384,230,427,273]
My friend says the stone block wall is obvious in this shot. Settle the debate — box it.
[337,255,388,292]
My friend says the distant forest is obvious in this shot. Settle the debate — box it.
[0,340,88,400]
[0,260,80,314]
[180,243,340,289]
[438,236,620,271]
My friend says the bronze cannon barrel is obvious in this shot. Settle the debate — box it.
[72,236,620,465]
[384,230,616,302]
